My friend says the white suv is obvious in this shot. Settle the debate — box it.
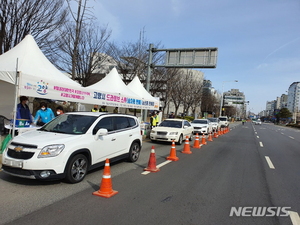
[218,116,229,128]
[2,112,142,183]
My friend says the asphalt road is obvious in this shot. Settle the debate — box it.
[1,122,300,225]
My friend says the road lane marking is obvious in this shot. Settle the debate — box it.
[257,136,259,138]
[289,136,295,139]
[289,211,300,225]
[141,160,172,175]
[281,132,284,135]
[259,142,263,147]
[265,156,275,169]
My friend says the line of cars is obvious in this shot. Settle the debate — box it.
[2,112,229,184]
[150,116,229,145]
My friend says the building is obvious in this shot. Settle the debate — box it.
[222,89,246,119]
[287,82,300,122]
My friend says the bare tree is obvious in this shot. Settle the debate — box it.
[45,0,112,86]
[0,0,68,54]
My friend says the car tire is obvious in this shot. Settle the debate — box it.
[189,134,193,141]
[128,142,141,162]
[176,134,183,145]
[65,154,88,183]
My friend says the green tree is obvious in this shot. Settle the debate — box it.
[276,108,292,121]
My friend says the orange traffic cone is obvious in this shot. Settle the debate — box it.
[166,141,179,161]
[181,136,192,154]
[208,132,213,142]
[213,130,218,138]
[93,158,118,198]
[218,129,221,136]
[193,133,201,149]
[201,134,207,145]
[144,146,160,172]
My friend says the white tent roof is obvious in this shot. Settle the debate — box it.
[127,76,158,102]
[88,67,140,99]
[0,34,80,86]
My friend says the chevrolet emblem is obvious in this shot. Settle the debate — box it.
[14,146,23,152]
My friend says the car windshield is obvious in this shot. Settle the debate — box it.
[192,120,207,124]
[39,114,98,135]
[159,120,183,128]
[219,118,227,121]
[208,118,217,122]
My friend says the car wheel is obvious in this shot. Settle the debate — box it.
[65,154,88,183]
[128,142,141,162]
[176,134,183,145]
[189,133,193,141]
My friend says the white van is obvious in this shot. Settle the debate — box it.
[2,112,142,183]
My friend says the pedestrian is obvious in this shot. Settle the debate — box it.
[16,96,33,124]
[151,113,159,128]
[34,102,55,126]
[56,106,65,116]
[113,107,118,113]
[169,112,175,118]
[91,105,99,112]
[100,106,108,112]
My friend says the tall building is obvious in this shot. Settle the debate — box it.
[223,89,246,119]
[287,82,300,122]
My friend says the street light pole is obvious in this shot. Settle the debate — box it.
[219,80,238,116]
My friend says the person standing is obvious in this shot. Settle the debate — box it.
[16,96,33,124]
[56,106,65,116]
[91,105,99,112]
[100,106,108,112]
[113,107,118,113]
[169,112,175,118]
[151,113,159,128]
[34,102,55,126]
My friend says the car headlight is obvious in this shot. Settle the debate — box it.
[202,126,207,128]
[169,132,178,135]
[151,130,156,134]
[38,144,65,158]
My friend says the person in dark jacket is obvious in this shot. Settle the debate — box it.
[16,96,33,124]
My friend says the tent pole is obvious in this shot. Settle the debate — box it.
[12,59,19,138]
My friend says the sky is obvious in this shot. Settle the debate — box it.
[92,0,300,114]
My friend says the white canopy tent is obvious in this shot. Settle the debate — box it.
[0,35,159,120]
[127,76,159,109]
[87,68,158,110]
[0,34,82,118]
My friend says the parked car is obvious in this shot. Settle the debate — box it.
[190,119,213,135]
[207,117,221,132]
[1,112,142,183]
[219,116,229,127]
[150,119,193,145]
[254,119,262,125]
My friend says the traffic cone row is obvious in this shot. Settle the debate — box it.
[93,125,231,198]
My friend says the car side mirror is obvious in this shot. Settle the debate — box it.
[94,128,108,140]
[183,125,188,129]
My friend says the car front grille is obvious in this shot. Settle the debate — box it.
[7,142,37,160]
[157,131,168,135]
[7,149,35,159]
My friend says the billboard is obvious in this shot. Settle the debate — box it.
[155,47,218,68]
